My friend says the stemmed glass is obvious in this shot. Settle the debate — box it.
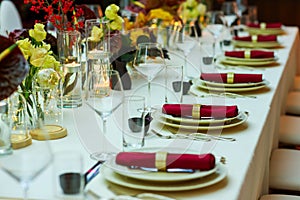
[170,22,199,79]
[86,69,124,159]
[221,2,239,28]
[133,43,165,112]
[0,121,53,200]
[205,11,226,57]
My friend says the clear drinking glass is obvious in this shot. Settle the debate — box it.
[133,43,165,112]
[121,95,146,151]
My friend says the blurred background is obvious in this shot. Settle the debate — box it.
[1,0,300,31]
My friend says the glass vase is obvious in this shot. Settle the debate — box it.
[57,30,83,108]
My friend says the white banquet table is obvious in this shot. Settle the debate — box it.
[0,26,299,200]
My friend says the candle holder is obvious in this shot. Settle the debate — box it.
[60,62,83,108]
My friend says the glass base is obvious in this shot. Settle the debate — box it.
[90,152,116,161]
[0,147,13,155]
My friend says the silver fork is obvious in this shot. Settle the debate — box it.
[150,129,211,142]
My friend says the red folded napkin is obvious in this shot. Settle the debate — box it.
[233,35,277,42]
[162,104,238,118]
[225,50,274,59]
[200,73,263,83]
[116,152,215,171]
[247,22,282,29]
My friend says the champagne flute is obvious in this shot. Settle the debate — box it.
[0,120,53,200]
[205,11,226,57]
[133,43,165,112]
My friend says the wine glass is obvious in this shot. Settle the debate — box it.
[86,69,124,160]
[86,69,124,133]
[170,22,199,79]
[133,43,165,112]
[221,2,239,28]
[0,120,53,200]
[205,11,226,57]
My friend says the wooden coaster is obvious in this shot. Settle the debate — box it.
[30,125,68,140]
[11,134,32,149]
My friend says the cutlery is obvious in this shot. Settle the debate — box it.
[129,166,196,173]
[150,129,211,142]
[108,186,176,200]
[165,127,236,142]
[188,89,257,99]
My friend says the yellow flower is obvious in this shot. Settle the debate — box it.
[30,47,48,67]
[16,38,32,60]
[105,4,119,20]
[148,8,173,22]
[197,3,207,16]
[36,68,60,89]
[129,29,150,46]
[110,16,124,30]
[42,55,61,71]
[29,23,47,42]
[88,26,104,42]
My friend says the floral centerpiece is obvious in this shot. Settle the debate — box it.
[179,0,207,23]
[9,23,61,125]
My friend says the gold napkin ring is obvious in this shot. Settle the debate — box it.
[260,22,267,29]
[155,151,168,171]
[227,72,234,84]
[244,50,251,59]
[251,35,258,43]
[192,104,201,119]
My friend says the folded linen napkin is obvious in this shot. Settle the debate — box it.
[200,73,263,83]
[162,104,238,119]
[116,152,215,171]
[247,22,282,29]
[233,35,277,42]
[225,50,274,59]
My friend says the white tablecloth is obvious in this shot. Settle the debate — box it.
[0,27,299,200]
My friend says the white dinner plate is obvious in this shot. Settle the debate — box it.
[153,111,248,131]
[105,147,219,182]
[102,162,227,191]
[193,79,269,92]
[232,40,282,48]
[218,56,278,66]
[198,78,267,88]
[152,109,242,125]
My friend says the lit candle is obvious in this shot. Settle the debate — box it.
[63,62,81,73]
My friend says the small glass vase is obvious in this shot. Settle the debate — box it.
[57,30,83,108]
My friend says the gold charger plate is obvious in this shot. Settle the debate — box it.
[153,111,248,131]
[245,27,285,35]
[219,56,278,66]
[198,78,268,88]
[105,147,219,182]
[232,40,282,48]
[193,79,269,92]
[102,162,227,191]
[152,109,241,125]
[224,55,277,62]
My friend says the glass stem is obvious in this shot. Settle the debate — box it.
[147,80,151,111]
[102,119,107,134]
[184,55,188,78]
[22,182,29,200]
